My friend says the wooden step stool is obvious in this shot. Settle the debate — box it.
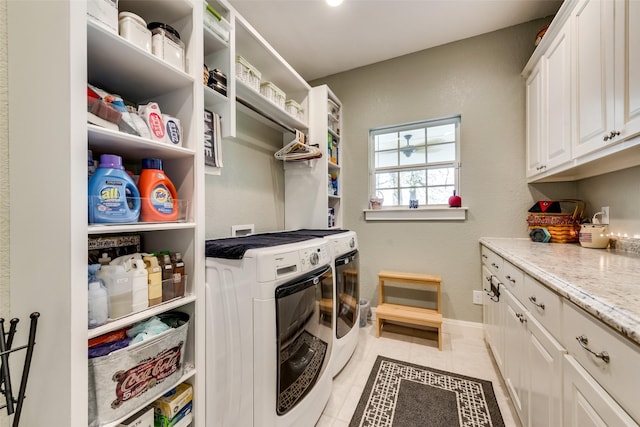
[375,270,443,350]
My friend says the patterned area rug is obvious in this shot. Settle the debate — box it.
[349,356,505,427]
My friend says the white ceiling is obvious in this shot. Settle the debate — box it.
[228,0,563,81]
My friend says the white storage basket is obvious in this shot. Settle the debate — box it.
[285,99,304,121]
[235,55,261,91]
[260,81,286,109]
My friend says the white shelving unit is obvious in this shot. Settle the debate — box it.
[285,85,343,229]
[8,0,205,425]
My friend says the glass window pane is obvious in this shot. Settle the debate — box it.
[375,150,398,168]
[376,172,397,189]
[427,124,455,144]
[378,189,397,206]
[375,133,398,151]
[427,186,454,205]
[399,129,425,148]
[399,170,426,187]
[427,142,455,163]
[400,187,426,205]
[427,167,455,186]
[399,146,426,166]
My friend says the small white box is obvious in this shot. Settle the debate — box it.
[236,55,261,91]
[87,0,118,33]
[285,99,305,121]
[118,406,154,427]
[260,82,286,109]
[119,12,152,53]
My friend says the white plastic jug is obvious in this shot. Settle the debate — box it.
[97,264,133,319]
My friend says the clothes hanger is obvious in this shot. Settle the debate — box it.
[274,130,322,161]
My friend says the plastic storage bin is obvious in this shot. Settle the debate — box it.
[235,55,261,91]
[88,312,189,426]
[118,12,151,53]
[148,22,185,72]
[285,99,305,121]
[260,81,286,109]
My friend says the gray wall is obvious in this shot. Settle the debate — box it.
[0,3,8,426]
[204,112,286,238]
[311,18,570,321]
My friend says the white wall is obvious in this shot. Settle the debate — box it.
[312,18,565,321]
[0,3,9,426]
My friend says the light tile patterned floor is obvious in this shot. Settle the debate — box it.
[316,320,521,427]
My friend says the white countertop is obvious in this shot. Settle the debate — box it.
[480,237,640,347]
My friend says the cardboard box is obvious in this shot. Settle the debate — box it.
[118,406,154,427]
[154,402,192,427]
[152,382,193,419]
[88,233,141,264]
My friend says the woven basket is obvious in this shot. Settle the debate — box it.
[527,199,586,243]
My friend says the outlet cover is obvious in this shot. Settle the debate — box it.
[473,290,483,305]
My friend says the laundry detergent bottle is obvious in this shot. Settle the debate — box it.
[138,158,179,222]
[88,154,141,223]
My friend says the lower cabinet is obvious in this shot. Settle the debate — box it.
[480,244,639,427]
[563,355,639,427]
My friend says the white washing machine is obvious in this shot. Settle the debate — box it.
[275,230,359,377]
[205,234,334,427]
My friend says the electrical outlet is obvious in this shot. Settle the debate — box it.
[601,206,610,225]
[473,290,483,305]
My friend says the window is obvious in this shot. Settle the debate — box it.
[369,116,460,208]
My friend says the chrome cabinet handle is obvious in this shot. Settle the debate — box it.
[491,262,499,269]
[482,254,488,259]
[529,296,545,310]
[505,275,516,284]
[516,313,527,324]
[576,335,610,364]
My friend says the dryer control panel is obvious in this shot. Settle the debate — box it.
[299,245,330,273]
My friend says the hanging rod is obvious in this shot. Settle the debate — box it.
[236,96,297,134]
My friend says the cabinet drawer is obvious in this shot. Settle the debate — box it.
[502,261,525,304]
[481,246,503,277]
[523,275,562,340]
[563,301,640,423]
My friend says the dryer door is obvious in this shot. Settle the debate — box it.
[335,250,359,338]
[275,265,333,415]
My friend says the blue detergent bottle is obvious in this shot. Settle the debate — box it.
[88,154,141,223]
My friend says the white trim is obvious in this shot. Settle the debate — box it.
[364,206,467,221]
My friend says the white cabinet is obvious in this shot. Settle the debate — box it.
[503,291,529,420]
[526,19,572,178]
[481,266,504,375]
[572,0,616,158]
[563,355,639,426]
[523,0,640,182]
[285,84,343,229]
[526,313,564,427]
[9,0,206,425]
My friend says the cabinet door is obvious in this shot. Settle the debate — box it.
[544,20,572,169]
[482,267,504,375]
[563,355,639,426]
[527,315,565,427]
[573,0,616,158]
[614,0,640,141]
[503,290,528,422]
[526,62,544,177]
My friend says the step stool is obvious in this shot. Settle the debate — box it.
[375,270,443,351]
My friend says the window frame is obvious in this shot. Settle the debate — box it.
[368,115,462,209]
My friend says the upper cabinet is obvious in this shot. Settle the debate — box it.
[523,0,640,182]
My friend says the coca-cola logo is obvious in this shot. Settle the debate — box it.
[110,342,183,408]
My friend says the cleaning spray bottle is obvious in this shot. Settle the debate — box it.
[137,158,179,222]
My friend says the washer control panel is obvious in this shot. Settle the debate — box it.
[299,244,330,273]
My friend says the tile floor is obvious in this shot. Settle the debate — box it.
[316,319,521,427]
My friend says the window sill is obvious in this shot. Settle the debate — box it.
[363,206,467,221]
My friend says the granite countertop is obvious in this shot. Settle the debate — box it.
[479,237,640,347]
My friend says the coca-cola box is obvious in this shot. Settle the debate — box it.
[88,312,189,426]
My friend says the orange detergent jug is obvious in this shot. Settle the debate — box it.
[138,158,179,222]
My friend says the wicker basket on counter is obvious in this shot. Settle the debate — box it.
[527,199,586,243]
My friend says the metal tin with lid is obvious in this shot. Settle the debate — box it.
[147,22,185,71]
[118,12,151,53]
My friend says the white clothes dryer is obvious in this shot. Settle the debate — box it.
[205,234,334,427]
[275,230,359,376]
